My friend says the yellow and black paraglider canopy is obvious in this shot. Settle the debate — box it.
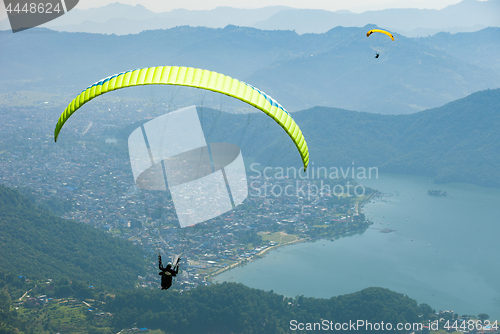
[366,29,394,41]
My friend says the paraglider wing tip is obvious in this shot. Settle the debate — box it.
[54,123,61,142]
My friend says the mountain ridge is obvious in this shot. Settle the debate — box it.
[1,0,497,36]
[1,25,498,114]
[292,88,500,187]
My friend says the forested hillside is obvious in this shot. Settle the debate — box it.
[105,283,429,334]
[0,184,147,289]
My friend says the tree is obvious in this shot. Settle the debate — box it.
[419,303,435,319]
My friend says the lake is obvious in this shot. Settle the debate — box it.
[213,173,500,320]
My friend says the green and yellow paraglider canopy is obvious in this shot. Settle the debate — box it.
[366,29,394,41]
[54,66,309,171]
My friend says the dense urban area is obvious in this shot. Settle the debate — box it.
[1,103,375,292]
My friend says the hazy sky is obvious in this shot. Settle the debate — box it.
[0,0,487,21]
[75,0,466,12]
[0,0,488,22]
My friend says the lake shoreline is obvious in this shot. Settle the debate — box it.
[209,192,376,281]
[210,174,500,320]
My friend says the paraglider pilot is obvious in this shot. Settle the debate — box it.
[158,255,180,290]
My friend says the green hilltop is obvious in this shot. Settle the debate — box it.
[104,283,428,333]
[293,88,500,188]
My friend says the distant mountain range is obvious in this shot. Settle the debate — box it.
[1,25,498,114]
[252,0,500,36]
[1,0,498,36]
